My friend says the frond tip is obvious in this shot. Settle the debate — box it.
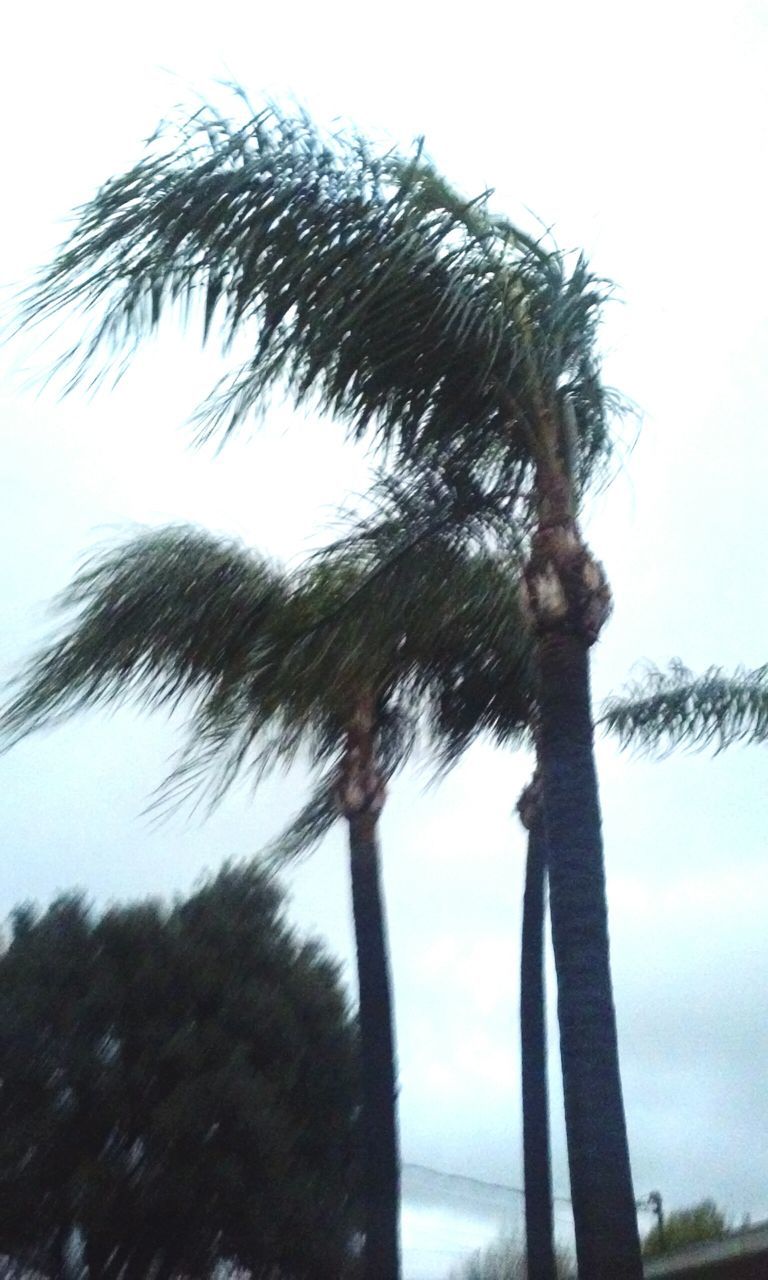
[601,660,768,755]
[0,525,287,746]
[262,774,340,868]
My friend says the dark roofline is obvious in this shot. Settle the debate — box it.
[644,1219,768,1277]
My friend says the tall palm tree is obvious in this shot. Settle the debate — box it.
[0,518,532,1280]
[18,99,641,1276]
[602,660,768,753]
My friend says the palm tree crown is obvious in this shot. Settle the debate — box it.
[0,504,533,820]
[21,101,616,510]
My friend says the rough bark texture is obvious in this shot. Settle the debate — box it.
[338,695,401,1280]
[525,466,642,1279]
[536,630,641,1278]
[518,777,557,1280]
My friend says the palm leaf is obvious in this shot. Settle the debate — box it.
[601,660,768,754]
[143,488,535,817]
[262,772,341,868]
[2,483,536,828]
[0,525,287,745]
[261,699,418,866]
[19,97,617,497]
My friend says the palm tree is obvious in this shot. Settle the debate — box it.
[602,660,768,753]
[18,99,641,1276]
[271,479,559,1278]
[0,517,532,1280]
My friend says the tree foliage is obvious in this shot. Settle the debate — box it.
[642,1200,730,1259]
[601,661,768,755]
[20,97,618,518]
[0,864,358,1279]
[11,91,642,1277]
[0,512,535,848]
[450,1234,574,1280]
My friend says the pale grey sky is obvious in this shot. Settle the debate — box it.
[1,2,767,1275]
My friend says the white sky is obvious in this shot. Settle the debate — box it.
[1,3,767,1276]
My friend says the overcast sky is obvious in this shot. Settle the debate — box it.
[1,2,767,1275]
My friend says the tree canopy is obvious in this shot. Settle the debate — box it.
[642,1199,730,1259]
[0,864,359,1279]
[20,99,617,520]
[0,508,535,841]
[450,1233,574,1280]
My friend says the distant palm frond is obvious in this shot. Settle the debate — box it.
[601,660,768,755]
[19,97,617,498]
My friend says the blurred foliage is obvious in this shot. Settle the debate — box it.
[0,865,359,1278]
[642,1199,730,1258]
[450,1234,575,1279]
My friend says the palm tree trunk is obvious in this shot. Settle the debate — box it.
[518,777,557,1280]
[348,810,400,1280]
[525,455,642,1280]
[536,629,641,1279]
[338,696,400,1280]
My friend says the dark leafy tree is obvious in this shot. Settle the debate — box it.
[642,1199,729,1259]
[0,514,533,1280]
[17,98,641,1276]
[0,865,358,1279]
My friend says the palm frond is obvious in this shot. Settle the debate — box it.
[261,771,341,868]
[145,481,535,818]
[601,660,768,755]
[2,468,537,826]
[19,96,616,494]
[0,525,287,746]
[303,472,537,766]
[260,698,417,866]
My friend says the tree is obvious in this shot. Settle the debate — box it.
[642,1199,729,1258]
[274,487,564,1280]
[1,516,533,1280]
[0,865,358,1279]
[602,660,768,754]
[449,1233,574,1280]
[17,99,641,1276]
